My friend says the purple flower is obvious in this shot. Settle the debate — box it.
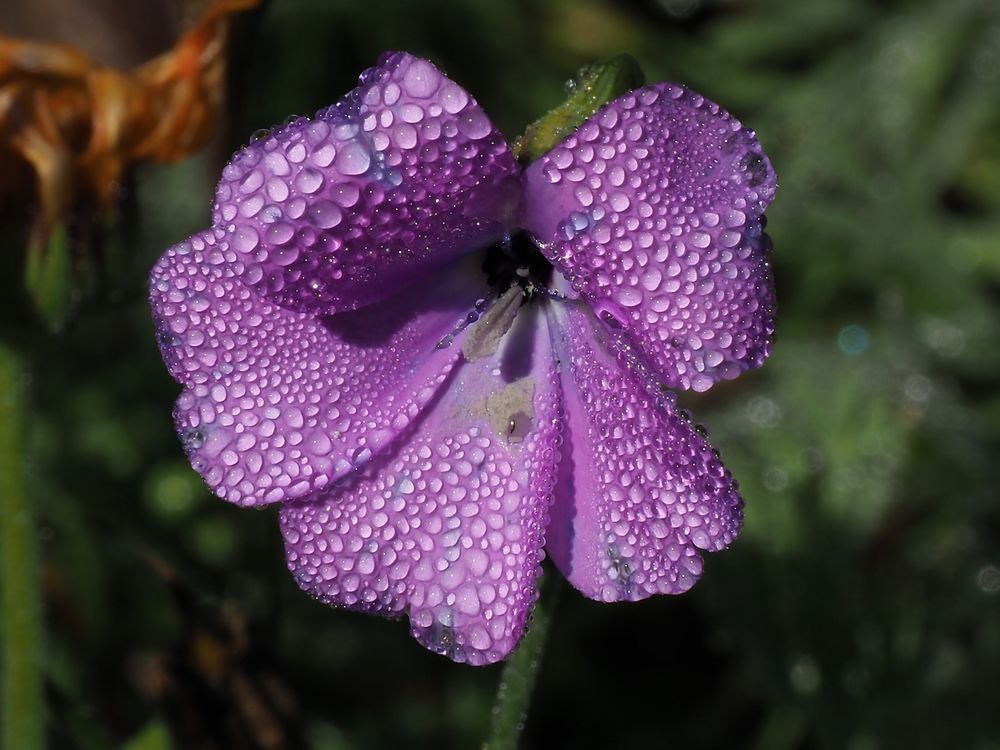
[150,52,776,664]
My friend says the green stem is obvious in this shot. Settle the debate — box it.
[484,573,562,750]
[0,347,44,750]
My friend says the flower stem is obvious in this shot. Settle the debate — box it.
[484,573,562,750]
[0,346,44,750]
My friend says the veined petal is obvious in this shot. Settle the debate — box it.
[214,51,519,315]
[544,299,742,602]
[524,83,777,392]
[150,229,488,507]
[279,305,561,665]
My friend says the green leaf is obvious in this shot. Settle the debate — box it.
[513,54,645,163]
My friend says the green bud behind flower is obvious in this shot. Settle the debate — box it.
[514,54,645,163]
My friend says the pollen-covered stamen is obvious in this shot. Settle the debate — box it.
[485,377,535,445]
[462,284,524,362]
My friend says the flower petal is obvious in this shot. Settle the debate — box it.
[215,51,519,315]
[279,306,561,664]
[523,83,777,392]
[150,229,489,507]
[544,299,742,602]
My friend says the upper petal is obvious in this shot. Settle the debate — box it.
[150,229,488,507]
[544,299,742,602]
[280,305,561,664]
[215,51,519,315]
[523,83,777,392]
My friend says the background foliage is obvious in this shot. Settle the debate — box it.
[2,0,999,748]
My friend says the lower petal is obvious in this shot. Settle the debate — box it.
[545,300,742,602]
[280,305,561,664]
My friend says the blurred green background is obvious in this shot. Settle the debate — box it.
[2,0,1000,748]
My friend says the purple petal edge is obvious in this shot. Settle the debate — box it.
[523,82,777,392]
[214,51,520,315]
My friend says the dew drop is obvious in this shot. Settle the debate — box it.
[640,267,663,291]
[394,123,418,149]
[441,83,469,114]
[403,59,440,98]
[331,182,361,208]
[691,373,713,392]
[267,222,295,245]
[691,232,711,249]
[615,287,642,308]
[232,225,260,253]
[458,110,491,140]
[309,200,343,229]
[266,177,289,202]
[295,168,325,194]
[271,245,299,266]
[609,192,631,212]
[593,299,628,328]
[336,142,372,176]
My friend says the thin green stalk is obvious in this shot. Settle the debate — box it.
[0,347,44,750]
[483,574,561,750]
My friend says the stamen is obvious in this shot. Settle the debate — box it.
[485,377,535,444]
[481,231,554,294]
[461,285,524,362]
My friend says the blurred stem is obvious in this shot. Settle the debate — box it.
[0,347,44,750]
[484,573,562,750]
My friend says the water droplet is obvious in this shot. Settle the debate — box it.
[331,182,360,208]
[593,299,628,328]
[394,123,418,149]
[232,226,259,253]
[704,350,724,367]
[691,232,711,249]
[458,110,491,140]
[336,141,371,176]
[640,267,662,291]
[403,59,440,98]
[271,244,299,266]
[239,169,264,194]
[740,151,768,186]
[266,177,289,202]
[691,373,713,392]
[310,200,343,229]
[295,168,324,194]
[609,193,631,212]
[441,83,469,114]
[267,222,295,245]
[615,287,642,308]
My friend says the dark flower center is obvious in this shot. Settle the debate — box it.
[481,232,553,298]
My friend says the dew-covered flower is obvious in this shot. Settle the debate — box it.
[150,52,776,664]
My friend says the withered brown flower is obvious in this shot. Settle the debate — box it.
[0,0,258,327]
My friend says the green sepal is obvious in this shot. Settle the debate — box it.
[513,54,645,164]
[25,222,74,332]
